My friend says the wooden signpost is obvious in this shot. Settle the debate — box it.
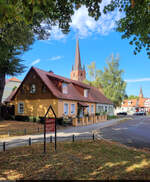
[44,105,57,153]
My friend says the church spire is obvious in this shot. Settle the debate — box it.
[70,38,86,82]
[139,87,143,98]
[74,38,82,70]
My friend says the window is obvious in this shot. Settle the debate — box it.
[71,104,75,114]
[64,103,69,115]
[62,83,68,94]
[42,85,46,93]
[87,105,89,113]
[30,84,36,94]
[18,102,24,114]
[105,106,107,112]
[84,89,88,97]
[91,105,94,113]
[128,101,132,105]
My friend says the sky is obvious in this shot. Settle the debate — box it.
[9,1,150,98]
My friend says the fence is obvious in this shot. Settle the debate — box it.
[72,115,107,126]
[0,127,44,137]
[0,133,96,152]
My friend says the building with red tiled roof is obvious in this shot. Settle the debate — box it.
[2,77,21,103]
[10,66,113,118]
[115,88,150,115]
[10,39,114,119]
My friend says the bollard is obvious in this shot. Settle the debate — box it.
[24,128,27,135]
[38,127,40,133]
[3,142,5,152]
[93,133,95,141]
[29,138,31,146]
[72,134,75,142]
[50,136,52,143]
[8,130,10,137]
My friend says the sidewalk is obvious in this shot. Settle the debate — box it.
[0,117,131,143]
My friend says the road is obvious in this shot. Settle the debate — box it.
[0,117,130,151]
[98,116,150,149]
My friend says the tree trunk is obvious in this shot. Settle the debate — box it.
[0,72,5,119]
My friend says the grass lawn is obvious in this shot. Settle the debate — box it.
[0,139,150,180]
[0,120,69,139]
[0,120,43,138]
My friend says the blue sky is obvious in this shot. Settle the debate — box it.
[9,2,150,97]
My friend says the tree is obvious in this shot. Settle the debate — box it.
[0,22,34,103]
[127,95,139,99]
[83,62,103,92]
[0,0,149,57]
[103,0,150,58]
[96,54,126,107]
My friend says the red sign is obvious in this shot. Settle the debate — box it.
[46,118,55,132]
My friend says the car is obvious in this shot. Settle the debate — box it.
[117,112,127,116]
[133,111,146,115]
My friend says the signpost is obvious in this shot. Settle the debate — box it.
[44,105,57,153]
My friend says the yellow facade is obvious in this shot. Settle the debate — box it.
[13,98,96,118]
[13,99,58,118]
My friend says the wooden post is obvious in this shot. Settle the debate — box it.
[3,142,5,152]
[50,136,52,143]
[72,134,75,142]
[29,138,31,146]
[93,133,95,141]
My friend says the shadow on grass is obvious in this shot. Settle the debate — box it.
[0,140,150,180]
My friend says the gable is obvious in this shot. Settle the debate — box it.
[13,68,55,100]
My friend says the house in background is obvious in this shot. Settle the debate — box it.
[115,88,150,115]
[10,66,114,119]
[10,39,114,120]
[2,77,21,103]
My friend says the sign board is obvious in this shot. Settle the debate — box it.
[46,118,55,132]
[44,105,57,153]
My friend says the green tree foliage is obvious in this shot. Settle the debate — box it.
[83,62,102,89]
[85,54,126,107]
[98,54,126,107]
[0,22,34,103]
[103,0,150,58]
[0,0,149,57]
[127,95,139,99]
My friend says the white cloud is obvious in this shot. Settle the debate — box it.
[49,26,66,40]
[125,78,150,83]
[41,0,124,40]
[31,59,40,66]
[70,0,123,38]
[49,56,63,61]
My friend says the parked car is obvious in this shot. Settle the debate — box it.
[133,111,146,116]
[117,112,127,116]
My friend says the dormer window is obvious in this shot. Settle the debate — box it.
[30,84,36,94]
[62,83,68,94]
[84,89,88,97]
[128,101,132,105]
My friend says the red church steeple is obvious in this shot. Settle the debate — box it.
[70,38,86,82]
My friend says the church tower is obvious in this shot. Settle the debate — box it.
[70,39,86,82]
[139,87,143,98]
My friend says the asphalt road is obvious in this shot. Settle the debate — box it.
[98,116,150,149]
[0,117,130,151]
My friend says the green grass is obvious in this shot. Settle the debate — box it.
[0,139,150,180]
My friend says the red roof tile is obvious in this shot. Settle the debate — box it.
[6,77,21,83]
[12,67,113,105]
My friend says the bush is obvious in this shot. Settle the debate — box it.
[95,112,100,116]
[107,115,119,120]
[39,117,45,124]
[15,115,29,122]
